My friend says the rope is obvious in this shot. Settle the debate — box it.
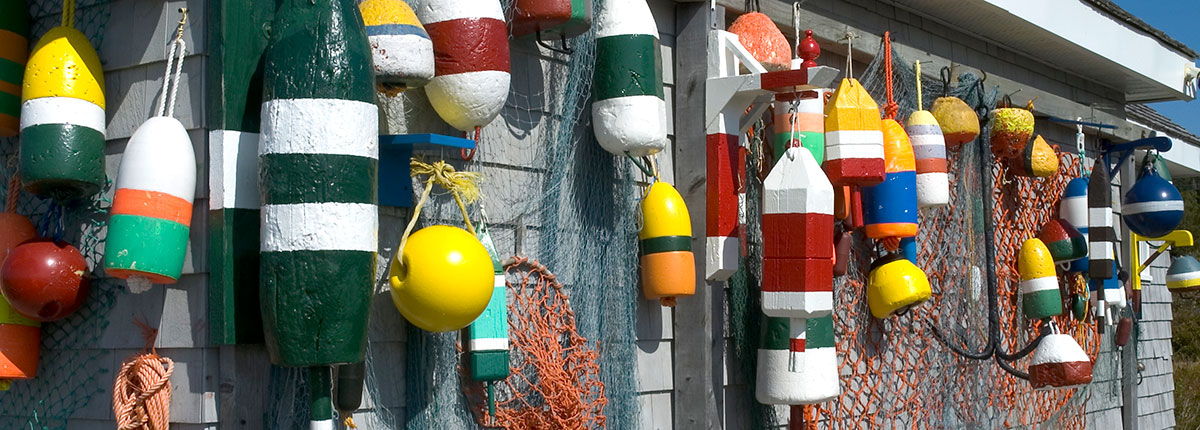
[914,61,923,109]
[157,9,188,119]
[881,31,898,120]
[7,173,19,214]
[461,126,481,160]
[397,159,481,263]
[113,321,174,430]
[61,0,74,28]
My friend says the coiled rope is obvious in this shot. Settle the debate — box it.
[113,320,174,430]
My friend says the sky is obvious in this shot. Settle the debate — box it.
[1112,0,1200,134]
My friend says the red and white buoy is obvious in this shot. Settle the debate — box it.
[416,1,511,132]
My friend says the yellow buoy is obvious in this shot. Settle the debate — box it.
[639,181,695,306]
[389,225,494,332]
[866,254,931,319]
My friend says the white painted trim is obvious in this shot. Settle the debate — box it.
[209,130,262,210]
[20,97,106,134]
[260,99,379,159]
[310,419,335,430]
[762,292,832,319]
[1019,276,1058,294]
[705,236,738,281]
[262,203,379,252]
[1029,333,1090,366]
[117,117,197,201]
[755,347,840,405]
[763,147,835,215]
[1089,243,1115,260]
[1123,200,1184,215]
[1088,208,1114,228]
[595,0,657,38]
[1168,270,1200,283]
[414,0,505,24]
[824,142,885,161]
[1060,196,1087,228]
[470,338,509,351]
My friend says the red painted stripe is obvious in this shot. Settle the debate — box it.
[111,188,194,226]
[760,69,807,91]
[790,338,806,352]
[425,18,511,76]
[823,158,885,186]
[762,257,833,292]
[706,133,738,237]
[914,158,948,174]
[762,213,834,258]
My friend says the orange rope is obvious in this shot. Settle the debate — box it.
[882,31,898,120]
[113,321,174,430]
[7,173,19,213]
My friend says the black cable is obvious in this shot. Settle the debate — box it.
[995,354,1030,380]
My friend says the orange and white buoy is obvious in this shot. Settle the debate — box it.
[416,0,510,132]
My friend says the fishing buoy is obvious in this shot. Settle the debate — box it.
[1167,255,1200,292]
[20,25,106,201]
[1122,165,1183,238]
[592,0,667,156]
[930,96,978,149]
[1059,178,1089,273]
[773,90,825,163]
[467,225,509,417]
[755,316,839,405]
[866,253,931,319]
[390,225,493,332]
[1011,135,1057,177]
[417,0,510,132]
[1029,333,1092,390]
[906,111,948,208]
[640,181,695,306]
[0,238,89,322]
[0,0,28,136]
[1088,160,1115,280]
[762,147,834,318]
[727,12,790,71]
[0,211,37,391]
[989,104,1033,158]
[511,0,593,40]
[359,0,435,92]
[105,110,197,285]
[861,119,917,242]
[824,78,884,186]
[1018,238,1061,320]
[259,0,378,368]
[1037,219,1086,265]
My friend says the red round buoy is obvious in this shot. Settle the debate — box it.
[0,239,90,322]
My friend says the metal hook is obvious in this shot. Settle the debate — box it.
[175,8,188,39]
[534,31,573,56]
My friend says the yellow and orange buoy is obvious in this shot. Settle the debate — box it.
[639,181,695,306]
[989,103,1033,159]
[930,96,978,149]
[1011,135,1058,177]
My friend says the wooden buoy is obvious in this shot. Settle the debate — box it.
[755,316,839,405]
[0,0,28,136]
[1029,333,1092,390]
[467,227,510,416]
[1037,219,1086,265]
[417,0,510,132]
[511,0,592,40]
[0,211,37,391]
[823,78,884,186]
[1167,255,1200,292]
[1122,165,1183,238]
[861,119,918,243]
[930,96,978,149]
[359,0,435,92]
[727,12,790,71]
[390,226,493,332]
[0,238,90,322]
[1059,178,1089,273]
[640,181,696,306]
[20,25,106,201]
[989,104,1033,158]
[1012,135,1058,177]
[1088,160,1115,280]
[906,110,948,208]
[762,147,834,319]
[866,253,931,319]
[773,90,825,164]
[1018,238,1061,320]
[592,0,667,156]
[259,0,378,367]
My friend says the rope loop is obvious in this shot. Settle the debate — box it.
[394,159,482,276]
[157,9,188,119]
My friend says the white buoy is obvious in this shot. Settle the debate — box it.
[591,0,668,156]
[417,1,510,132]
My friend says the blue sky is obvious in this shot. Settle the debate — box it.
[1112,0,1200,134]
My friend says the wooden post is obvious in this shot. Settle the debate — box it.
[1119,153,1140,430]
[674,2,720,429]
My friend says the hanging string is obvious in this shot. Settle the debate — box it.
[396,159,482,270]
[841,32,856,80]
[792,2,802,57]
[881,31,898,120]
[61,0,75,28]
[914,61,923,110]
[6,174,19,214]
[157,9,188,119]
[461,126,481,161]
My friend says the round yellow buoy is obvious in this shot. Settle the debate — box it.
[389,225,493,332]
[866,254,931,319]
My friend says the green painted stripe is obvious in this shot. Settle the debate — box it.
[470,350,510,381]
[309,366,334,420]
[262,0,375,103]
[260,153,377,205]
[0,2,29,35]
[261,249,374,366]
[0,58,22,85]
[209,208,264,344]
[104,215,190,280]
[1022,288,1063,320]
[806,315,836,349]
[0,90,17,117]
[20,123,105,200]
[639,236,691,254]
[762,317,790,350]
[207,0,275,132]
[469,285,509,341]
[594,34,664,101]
[772,132,825,164]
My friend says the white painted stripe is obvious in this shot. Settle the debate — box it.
[1167,270,1200,283]
[594,0,658,38]
[209,130,262,210]
[1060,197,1088,227]
[262,203,378,252]
[825,130,883,147]
[116,117,196,201]
[470,338,509,351]
[370,34,435,82]
[593,95,669,156]
[1123,200,1184,215]
[20,97,106,134]
[310,419,335,430]
[260,99,379,159]
[1089,243,1115,259]
[494,274,505,287]
[705,236,738,281]
[415,1,505,25]
[764,148,835,215]
[755,347,840,405]
[762,291,833,319]
[1020,276,1058,294]
[824,143,885,161]
[1030,334,1089,366]
[1088,208,1113,228]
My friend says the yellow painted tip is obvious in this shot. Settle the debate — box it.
[359,0,424,28]
[1134,230,1193,247]
[905,110,939,126]
[23,26,106,108]
[640,181,692,239]
[1018,238,1056,280]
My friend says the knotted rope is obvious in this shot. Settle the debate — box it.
[881,31,898,120]
[113,321,174,430]
[397,159,481,259]
[156,9,187,119]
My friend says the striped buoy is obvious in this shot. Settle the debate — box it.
[359,0,435,92]
[20,25,105,201]
[0,0,28,136]
[417,0,510,132]
[259,0,378,368]
[755,316,839,405]
[1088,159,1115,280]
[861,119,918,241]
[468,226,510,416]
[1037,219,1086,265]
[1059,178,1089,273]
[1167,255,1200,292]
[1029,333,1092,390]
[511,0,593,40]
[592,0,667,156]
[823,78,884,186]
[762,146,834,319]
[989,105,1033,158]
[1018,238,1061,320]
[866,253,930,319]
[773,90,825,163]
[640,181,695,306]
[1013,135,1057,177]
[1122,165,1183,238]
[906,110,948,208]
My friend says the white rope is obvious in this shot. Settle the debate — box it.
[157,9,188,118]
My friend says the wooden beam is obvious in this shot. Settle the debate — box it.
[673,2,721,429]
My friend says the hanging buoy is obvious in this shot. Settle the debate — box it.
[861,119,917,243]
[1018,238,1061,320]
[1088,160,1115,280]
[1123,165,1183,238]
[0,238,90,322]
[762,147,834,319]
[20,25,106,201]
[1059,177,1089,273]
[824,78,884,186]
[511,0,593,40]
[0,210,38,391]
[640,181,695,306]
[833,230,850,276]
[0,0,29,136]
[834,185,850,220]
[755,316,840,405]
[1029,333,1092,390]
[773,90,825,164]
[1037,219,1086,265]
[390,225,493,332]
[1010,135,1058,177]
[930,96,978,149]
[259,0,378,367]
[1167,255,1200,292]
[906,111,948,209]
[727,12,790,71]
[359,0,435,92]
[592,0,667,156]
[866,253,931,319]
[989,103,1033,158]
[417,0,510,132]
[467,225,509,417]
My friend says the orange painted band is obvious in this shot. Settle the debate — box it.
[0,323,39,379]
[773,112,823,133]
[915,158,948,174]
[111,188,194,227]
[0,31,26,64]
[865,223,917,240]
[640,251,696,300]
